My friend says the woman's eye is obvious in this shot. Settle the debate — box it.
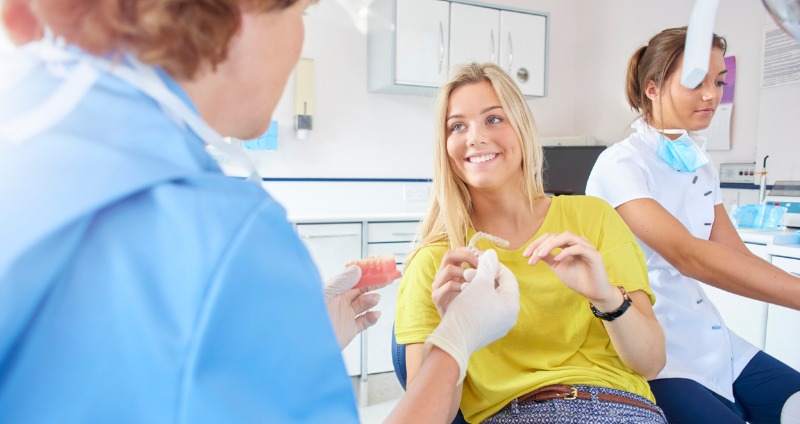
[487,116,502,124]
[451,123,465,132]
[715,80,727,87]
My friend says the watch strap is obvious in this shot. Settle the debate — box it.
[590,286,632,321]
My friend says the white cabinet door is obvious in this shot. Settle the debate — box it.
[701,242,770,349]
[765,256,800,371]
[365,222,418,375]
[296,223,363,376]
[498,10,546,96]
[368,0,449,94]
[395,0,450,86]
[449,3,499,68]
[370,1,547,96]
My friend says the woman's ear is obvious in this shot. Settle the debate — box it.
[1,0,43,45]
[644,80,659,101]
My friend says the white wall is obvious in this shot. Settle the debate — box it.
[575,0,800,182]
[246,0,581,179]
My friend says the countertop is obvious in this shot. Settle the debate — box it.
[738,228,800,260]
[288,213,424,224]
[737,228,800,245]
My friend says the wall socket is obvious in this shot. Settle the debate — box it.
[403,184,430,202]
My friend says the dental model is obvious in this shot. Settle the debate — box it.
[347,254,402,289]
[467,231,510,249]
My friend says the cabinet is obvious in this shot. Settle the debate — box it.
[364,221,419,374]
[296,223,363,376]
[765,255,800,371]
[295,219,420,378]
[700,242,770,349]
[450,3,547,96]
[368,0,450,95]
[368,0,548,97]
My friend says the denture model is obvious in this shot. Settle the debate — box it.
[346,254,402,289]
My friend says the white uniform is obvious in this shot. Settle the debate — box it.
[585,119,758,402]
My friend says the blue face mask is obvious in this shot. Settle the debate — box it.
[656,131,709,172]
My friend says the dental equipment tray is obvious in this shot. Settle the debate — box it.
[763,181,800,228]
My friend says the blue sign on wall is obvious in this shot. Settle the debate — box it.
[243,120,278,150]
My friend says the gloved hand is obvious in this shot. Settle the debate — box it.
[424,249,520,384]
[324,265,383,349]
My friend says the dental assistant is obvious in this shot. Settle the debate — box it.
[586,27,800,424]
[0,0,520,422]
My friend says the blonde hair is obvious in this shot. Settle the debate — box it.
[409,63,546,262]
[2,0,306,80]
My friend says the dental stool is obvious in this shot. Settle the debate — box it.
[391,325,468,424]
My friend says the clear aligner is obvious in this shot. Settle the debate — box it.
[467,231,510,249]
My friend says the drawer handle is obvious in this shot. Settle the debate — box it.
[391,232,416,237]
[301,233,360,239]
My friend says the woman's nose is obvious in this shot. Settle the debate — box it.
[701,82,717,102]
[467,127,488,146]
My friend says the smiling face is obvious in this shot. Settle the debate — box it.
[648,47,727,134]
[445,81,522,192]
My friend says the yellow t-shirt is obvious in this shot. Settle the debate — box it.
[395,195,655,423]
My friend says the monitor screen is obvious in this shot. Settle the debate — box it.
[542,146,607,196]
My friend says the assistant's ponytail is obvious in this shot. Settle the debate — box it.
[625,46,647,114]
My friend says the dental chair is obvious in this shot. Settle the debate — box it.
[391,325,468,424]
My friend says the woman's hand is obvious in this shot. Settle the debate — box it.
[431,248,480,316]
[522,232,620,308]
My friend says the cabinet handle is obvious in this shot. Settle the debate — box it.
[490,29,496,62]
[391,232,416,237]
[507,32,513,74]
[438,21,445,73]
[301,233,360,239]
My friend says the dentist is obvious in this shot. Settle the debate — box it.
[0,0,519,422]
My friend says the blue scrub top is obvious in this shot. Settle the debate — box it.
[0,49,359,423]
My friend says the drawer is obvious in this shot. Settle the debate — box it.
[745,242,770,261]
[367,242,413,265]
[772,256,800,277]
[367,221,420,243]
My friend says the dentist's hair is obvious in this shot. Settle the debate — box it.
[410,63,545,259]
[1,0,310,79]
[626,26,727,126]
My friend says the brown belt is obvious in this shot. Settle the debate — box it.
[518,384,661,415]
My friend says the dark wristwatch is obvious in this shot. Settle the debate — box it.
[590,286,633,321]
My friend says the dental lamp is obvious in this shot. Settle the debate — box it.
[682,0,800,88]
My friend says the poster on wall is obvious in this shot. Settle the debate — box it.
[697,56,735,151]
[761,24,800,88]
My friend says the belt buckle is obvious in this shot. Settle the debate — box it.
[564,387,578,400]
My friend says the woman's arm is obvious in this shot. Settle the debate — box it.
[404,343,462,422]
[401,248,481,422]
[616,199,800,310]
[597,290,665,379]
[398,249,519,423]
[385,346,461,424]
[524,232,665,379]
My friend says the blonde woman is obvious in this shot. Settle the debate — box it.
[395,63,667,423]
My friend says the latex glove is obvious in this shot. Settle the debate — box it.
[424,249,520,384]
[324,265,382,349]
